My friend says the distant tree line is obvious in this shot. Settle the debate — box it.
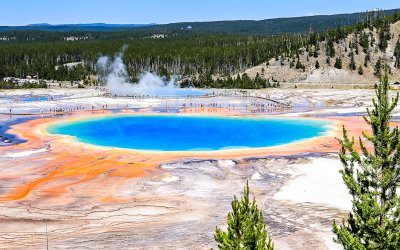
[181,73,280,89]
[0,79,47,89]
[0,32,305,83]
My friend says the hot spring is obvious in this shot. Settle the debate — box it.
[46,115,334,151]
[97,46,209,97]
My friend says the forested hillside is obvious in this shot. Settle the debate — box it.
[127,9,400,35]
[242,10,400,84]
[0,30,306,81]
[0,9,399,88]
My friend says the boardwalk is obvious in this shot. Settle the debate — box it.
[1,91,293,116]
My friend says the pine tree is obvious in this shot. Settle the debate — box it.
[349,52,356,70]
[295,59,303,69]
[327,39,336,58]
[326,56,331,66]
[364,53,370,67]
[313,47,319,58]
[315,60,320,69]
[358,65,364,75]
[333,68,400,249]
[394,10,400,22]
[214,181,274,249]
[334,57,343,69]
[374,57,382,76]
[394,39,400,68]
[254,72,265,89]
[378,22,390,51]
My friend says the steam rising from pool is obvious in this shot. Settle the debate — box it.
[96,45,206,96]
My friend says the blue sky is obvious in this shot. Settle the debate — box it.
[0,0,399,26]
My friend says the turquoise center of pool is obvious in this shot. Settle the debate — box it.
[46,115,333,151]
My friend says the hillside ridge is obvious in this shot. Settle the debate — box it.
[241,21,400,84]
[1,8,398,34]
